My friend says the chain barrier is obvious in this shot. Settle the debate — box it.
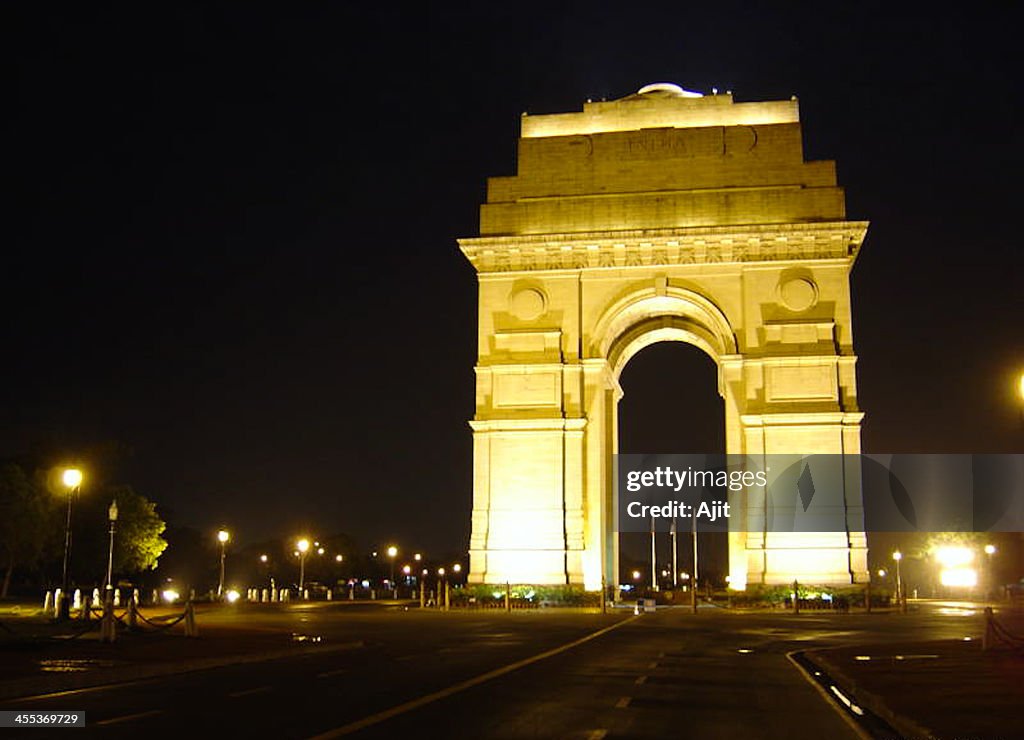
[983,607,1024,651]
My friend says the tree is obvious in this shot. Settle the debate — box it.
[107,485,168,574]
[0,463,60,597]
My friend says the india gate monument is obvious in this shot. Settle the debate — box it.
[459,83,869,591]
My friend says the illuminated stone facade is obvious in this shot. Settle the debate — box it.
[460,84,869,590]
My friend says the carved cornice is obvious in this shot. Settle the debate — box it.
[459,221,868,274]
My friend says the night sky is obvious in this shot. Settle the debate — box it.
[6,5,1022,557]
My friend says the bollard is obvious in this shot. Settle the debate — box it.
[982,606,995,651]
[370,589,376,600]
[113,589,121,607]
[43,591,53,613]
[133,589,139,605]
[151,589,158,605]
[349,587,354,600]
[101,596,116,643]
[444,582,450,612]
[53,589,63,618]
[73,589,81,610]
[327,588,332,601]
[420,581,425,609]
[93,588,101,605]
[189,589,196,602]
[261,588,268,603]
[304,589,309,600]
[184,601,198,637]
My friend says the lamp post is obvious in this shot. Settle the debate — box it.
[297,538,310,595]
[892,550,904,612]
[386,545,398,583]
[216,529,230,597]
[984,544,997,599]
[105,500,118,596]
[59,468,83,621]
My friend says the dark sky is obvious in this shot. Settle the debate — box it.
[6,5,1022,555]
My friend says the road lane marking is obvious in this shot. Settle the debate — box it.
[8,679,159,702]
[587,730,608,739]
[634,675,647,685]
[317,668,349,678]
[615,696,631,708]
[228,686,271,698]
[310,615,639,738]
[94,709,163,726]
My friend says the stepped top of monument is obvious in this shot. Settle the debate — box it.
[521,83,799,138]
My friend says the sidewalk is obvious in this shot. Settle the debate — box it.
[805,610,1024,739]
[0,611,361,700]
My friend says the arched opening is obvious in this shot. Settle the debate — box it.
[617,341,727,595]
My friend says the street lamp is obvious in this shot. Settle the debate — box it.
[297,538,310,594]
[217,529,230,597]
[59,468,83,621]
[386,545,398,585]
[892,550,904,610]
[105,500,118,596]
[413,553,422,562]
[984,544,997,598]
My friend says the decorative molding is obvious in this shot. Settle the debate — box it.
[460,221,868,274]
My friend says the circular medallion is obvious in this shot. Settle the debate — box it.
[778,278,818,312]
[509,288,546,321]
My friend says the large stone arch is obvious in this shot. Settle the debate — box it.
[460,84,869,591]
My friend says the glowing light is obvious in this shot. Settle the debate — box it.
[336,554,343,562]
[162,589,180,604]
[387,546,398,558]
[1019,372,1024,401]
[453,564,462,573]
[437,567,446,576]
[984,544,996,556]
[414,553,422,561]
[637,82,702,98]
[934,546,974,569]
[940,568,977,587]
[317,547,325,555]
[877,569,886,578]
[217,529,230,544]
[632,570,641,581]
[737,649,753,654]
[297,539,310,553]
[62,468,83,488]
[260,554,268,563]
[892,551,903,562]
[225,589,240,603]
[402,565,411,575]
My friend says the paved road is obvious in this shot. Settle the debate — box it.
[0,600,992,738]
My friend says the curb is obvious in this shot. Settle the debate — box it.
[802,649,938,740]
[0,640,364,702]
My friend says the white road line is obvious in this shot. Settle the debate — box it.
[615,696,631,708]
[94,709,163,726]
[227,686,272,698]
[309,615,639,738]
